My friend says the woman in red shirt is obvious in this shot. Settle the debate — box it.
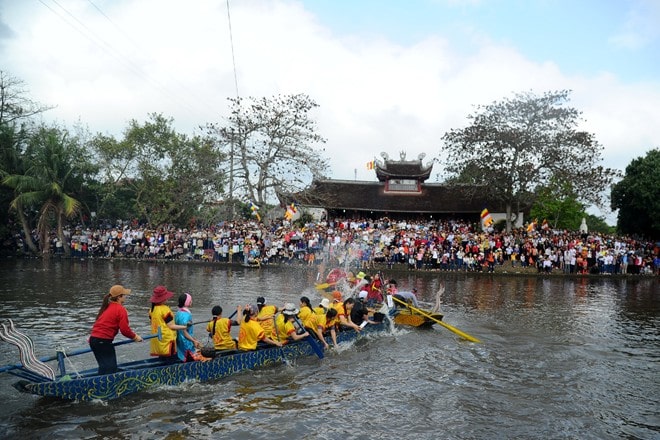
[89,285,143,375]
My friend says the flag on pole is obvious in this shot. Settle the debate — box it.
[526,219,537,233]
[284,202,297,221]
[248,201,261,222]
[480,208,494,229]
[366,160,375,170]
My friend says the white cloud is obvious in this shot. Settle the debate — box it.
[2,0,658,198]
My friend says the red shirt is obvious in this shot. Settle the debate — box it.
[90,302,137,340]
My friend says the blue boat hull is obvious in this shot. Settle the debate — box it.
[13,322,388,401]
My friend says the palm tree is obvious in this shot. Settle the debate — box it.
[1,122,40,253]
[3,126,85,257]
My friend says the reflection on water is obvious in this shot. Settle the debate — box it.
[0,259,658,439]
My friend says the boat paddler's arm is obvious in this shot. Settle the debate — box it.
[181,326,201,349]
[339,315,361,332]
[263,336,283,347]
[165,320,188,331]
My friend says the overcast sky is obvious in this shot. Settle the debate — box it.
[1,0,659,216]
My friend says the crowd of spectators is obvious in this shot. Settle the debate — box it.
[13,217,660,276]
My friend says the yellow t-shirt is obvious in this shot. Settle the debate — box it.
[274,314,288,343]
[298,306,317,329]
[284,320,298,339]
[332,302,346,320]
[149,304,176,357]
[257,305,278,339]
[238,319,265,350]
[313,306,327,329]
[206,317,236,350]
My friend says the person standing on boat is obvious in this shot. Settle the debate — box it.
[149,285,189,361]
[255,297,279,341]
[207,305,238,350]
[89,284,143,375]
[175,293,202,362]
[237,304,283,350]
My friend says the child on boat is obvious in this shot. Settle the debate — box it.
[174,293,203,361]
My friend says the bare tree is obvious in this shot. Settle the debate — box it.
[0,71,54,126]
[207,94,329,211]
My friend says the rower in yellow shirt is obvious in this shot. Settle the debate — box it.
[280,303,310,342]
[255,296,278,340]
[299,296,329,349]
[206,305,238,351]
[237,305,281,351]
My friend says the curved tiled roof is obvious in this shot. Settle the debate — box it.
[375,161,433,182]
[287,179,501,214]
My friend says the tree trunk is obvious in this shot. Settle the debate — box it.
[40,227,50,259]
[16,208,39,254]
[506,203,512,233]
[57,210,70,257]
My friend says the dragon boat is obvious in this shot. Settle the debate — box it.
[0,317,390,401]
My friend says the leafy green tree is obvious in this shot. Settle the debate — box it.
[441,90,618,232]
[611,148,660,239]
[3,125,93,256]
[530,180,585,230]
[0,71,54,252]
[584,214,615,235]
[92,114,225,227]
[207,94,329,213]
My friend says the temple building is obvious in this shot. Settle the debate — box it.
[281,152,522,226]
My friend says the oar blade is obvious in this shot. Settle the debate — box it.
[304,335,324,359]
[391,296,480,343]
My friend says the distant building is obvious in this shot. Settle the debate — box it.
[281,152,522,227]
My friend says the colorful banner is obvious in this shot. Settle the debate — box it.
[248,201,261,222]
[284,202,297,221]
[480,208,494,229]
[527,219,537,233]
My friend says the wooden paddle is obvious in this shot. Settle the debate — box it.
[391,296,481,343]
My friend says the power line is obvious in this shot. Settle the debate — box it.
[38,0,210,124]
[86,0,222,118]
[226,0,240,99]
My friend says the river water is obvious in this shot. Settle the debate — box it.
[0,259,658,440]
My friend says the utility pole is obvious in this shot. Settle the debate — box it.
[229,128,235,220]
